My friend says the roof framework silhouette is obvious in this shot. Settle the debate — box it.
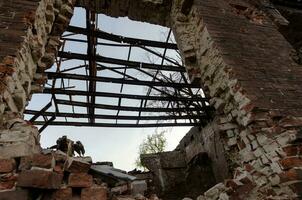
[25,8,212,132]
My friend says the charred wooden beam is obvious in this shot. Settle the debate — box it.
[66,25,178,49]
[42,88,208,102]
[29,102,52,123]
[54,99,208,113]
[46,72,199,88]
[86,9,97,124]
[38,115,56,133]
[58,51,186,72]
[32,121,200,127]
[25,110,205,120]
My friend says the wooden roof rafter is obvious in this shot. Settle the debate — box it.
[25,8,212,131]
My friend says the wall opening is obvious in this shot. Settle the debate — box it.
[23,7,212,172]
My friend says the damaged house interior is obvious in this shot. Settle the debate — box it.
[0,0,302,199]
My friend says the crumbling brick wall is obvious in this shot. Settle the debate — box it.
[0,0,74,158]
[172,0,302,199]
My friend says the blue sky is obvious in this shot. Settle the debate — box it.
[26,8,191,171]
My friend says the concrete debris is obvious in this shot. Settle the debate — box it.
[91,164,137,182]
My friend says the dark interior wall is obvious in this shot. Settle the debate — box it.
[141,150,216,200]
[176,120,230,183]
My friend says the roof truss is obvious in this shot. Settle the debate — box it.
[25,8,212,132]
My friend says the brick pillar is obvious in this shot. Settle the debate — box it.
[0,0,74,159]
[170,0,302,199]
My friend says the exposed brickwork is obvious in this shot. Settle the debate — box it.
[0,0,75,159]
[169,0,302,199]
[17,169,63,189]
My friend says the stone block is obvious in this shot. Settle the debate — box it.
[111,184,128,195]
[68,173,93,188]
[17,169,63,189]
[270,162,282,174]
[81,186,107,200]
[64,157,91,173]
[0,159,16,173]
[0,189,28,200]
[131,180,147,196]
[0,128,40,159]
[159,151,186,169]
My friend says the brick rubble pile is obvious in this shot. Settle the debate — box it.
[0,149,158,200]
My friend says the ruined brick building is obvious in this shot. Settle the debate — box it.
[0,0,302,199]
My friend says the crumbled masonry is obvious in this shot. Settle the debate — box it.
[0,149,155,199]
[1,0,302,199]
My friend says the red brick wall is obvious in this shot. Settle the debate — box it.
[0,0,74,158]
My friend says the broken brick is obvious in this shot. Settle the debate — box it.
[0,189,28,200]
[68,173,92,188]
[279,157,302,170]
[282,145,302,157]
[81,186,107,200]
[64,157,91,173]
[279,168,302,183]
[0,173,17,190]
[31,153,55,169]
[19,153,55,170]
[51,187,72,200]
[0,159,15,173]
[17,169,63,189]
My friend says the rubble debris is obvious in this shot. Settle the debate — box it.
[64,157,91,173]
[68,173,93,188]
[91,164,137,188]
[91,164,137,182]
[17,168,63,189]
[0,149,157,200]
